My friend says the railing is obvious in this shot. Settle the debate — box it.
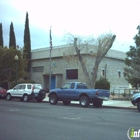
[110,89,139,100]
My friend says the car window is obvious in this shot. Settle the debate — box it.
[27,85,32,89]
[34,84,42,89]
[14,85,21,90]
[20,85,26,89]
[77,83,87,89]
[70,83,75,89]
[62,83,71,89]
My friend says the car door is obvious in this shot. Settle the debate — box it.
[11,85,22,97]
[57,83,71,98]
[69,83,76,99]
[26,84,32,95]
[19,84,26,96]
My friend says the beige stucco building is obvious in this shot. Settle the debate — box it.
[31,45,130,93]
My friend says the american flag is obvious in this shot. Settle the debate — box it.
[50,27,52,50]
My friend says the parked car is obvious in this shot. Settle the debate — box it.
[130,93,140,112]
[0,87,7,98]
[6,83,46,102]
[48,82,110,108]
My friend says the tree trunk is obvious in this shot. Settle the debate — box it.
[92,35,116,88]
[91,60,100,88]
[74,38,92,87]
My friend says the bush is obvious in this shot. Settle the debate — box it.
[0,80,8,89]
[95,78,110,90]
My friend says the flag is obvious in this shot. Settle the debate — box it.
[50,27,52,50]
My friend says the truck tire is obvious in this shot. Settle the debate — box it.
[79,96,89,107]
[137,101,140,112]
[63,101,71,105]
[49,94,58,105]
[93,99,103,108]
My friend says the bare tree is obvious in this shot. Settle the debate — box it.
[91,34,116,88]
[64,33,116,88]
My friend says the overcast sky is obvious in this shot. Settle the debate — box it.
[1,0,140,52]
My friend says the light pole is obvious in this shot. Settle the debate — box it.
[14,54,19,85]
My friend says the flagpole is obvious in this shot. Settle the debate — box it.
[49,47,52,90]
[49,27,52,91]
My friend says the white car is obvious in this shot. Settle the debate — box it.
[6,83,46,102]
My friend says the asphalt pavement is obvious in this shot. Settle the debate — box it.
[43,94,136,110]
[1,100,138,140]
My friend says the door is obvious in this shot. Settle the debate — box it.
[57,83,71,98]
[51,76,56,89]
[11,84,22,97]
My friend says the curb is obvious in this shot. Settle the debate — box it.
[102,105,137,110]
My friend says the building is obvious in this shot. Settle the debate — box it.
[31,45,130,92]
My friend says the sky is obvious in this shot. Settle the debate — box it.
[1,0,140,52]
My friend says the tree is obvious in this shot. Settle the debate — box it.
[0,23,3,47]
[91,34,116,88]
[124,25,140,88]
[0,47,27,89]
[9,22,16,48]
[23,12,31,76]
[64,33,116,88]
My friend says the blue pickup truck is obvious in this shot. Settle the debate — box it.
[48,82,110,108]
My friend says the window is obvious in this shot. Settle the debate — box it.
[34,84,42,89]
[27,85,32,89]
[20,85,26,89]
[32,66,44,72]
[62,83,71,89]
[14,85,21,90]
[118,71,121,77]
[101,69,105,77]
[66,69,78,79]
[70,83,75,89]
[76,83,87,89]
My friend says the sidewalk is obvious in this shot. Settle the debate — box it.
[102,100,136,109]
[43,95,136,110]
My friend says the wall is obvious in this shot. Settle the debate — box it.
[31,45,129,92]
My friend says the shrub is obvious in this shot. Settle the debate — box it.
[95,78,110,90]
[0,80,8,89]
